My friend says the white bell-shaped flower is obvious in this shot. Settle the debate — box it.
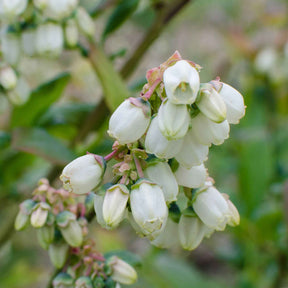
[193,186,231,231]
[130,179,168,235]
[1,31,21,66]
[158,99,190,140]
[190,112,230,146]
[21,29,36,56]
[151,217,179,249]
[35,23,64,57]
[108,97,151,144]
[65,19,79,47]
[45,0,78,20]
[174,164,207,188]
[93,194,106,227]
[0,0,27,18]
[76,7,95,37]
[0,66,17,90]
[60,154,105,194]
[254,47,278,74]
[175,129,209,168]
[102,184,129,229]
[218,83,246,124]
[178,214,213,250]
[163,60,200,104]
[145,116,183,159]
[144,160,179,203]
[196,84,227,123]
[8,77,30,105]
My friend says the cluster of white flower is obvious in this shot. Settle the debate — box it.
[60,52,246,251]
[0,0,94,107]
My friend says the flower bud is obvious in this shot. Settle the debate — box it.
[193,186,231,231]
[151,217,179,248]
[33,0,48,10]
[190,112,230,146]
[145,116,183,159]
[30,202,50,228]
[15,199,36,230]
[7,77,30,105]
[0,0,27,18]
[163,60,200,104]
[94,193,106,227]
[1,31,21,66]
[65,19,79,48]
[102,184,129,229]
[130,179,168,235]
[93,276,105,288]
[108,97,151,144]
[158,99,190,140]
[221,194,240,227]
[56,211,83,247]
[178,214,213,250]
[45,0,78,20]
[175,129,209,168]
[60,154,105,194]
[75,276,93,288]
[35,23,64,57]
[196,84,227,123]
[76,7,95,37]
[144,160,178,203]
[0,66,17,90]
[216,82,246,124]
[52,272,73,288]
[174,164,207,188]
[108,256,137,285]
[37,225,55,249]
[49,242,69,269]
[21,29,36,56]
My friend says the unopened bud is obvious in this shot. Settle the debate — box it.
[52,272,73,288]
[163,60,200,104]
[103,184,129,229]
[49,242,69,269]
[108,97,151,144]
[108,256,137,285]
[0,66,17,90]
[30,202,50,228]
[37,224,54,249]
[145,116,183,159]
[76,7,95,37]
[93,276,105,288]
[130,179,168,235]
[75,276,93,288]
[221,194,240,227]
[15,199,36,230]
[60,154,105,194]
[94,192,106,227]
[144,160,178,203]
[158,99,190,140]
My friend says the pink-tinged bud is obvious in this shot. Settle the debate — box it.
[178,214,213,250]
[52,272,73,288]
[108,256,137,285]
[49,242,69,269]
[158,99,190,140]
[175,129,209,168]
[30,202,50,228]
[163,60,200,104]
[0,66,17,90]
[60,154,105,194]
[56,211,83,247]
[193,186,231,231]
[102,184,129,229]
[190,112,230,146]
[174,164,207,188]
[196,84,227,123]
[76,7,95,37]
[144,160,178,203]
[130,179,168,235]
[108,98,151,144]
[145,116,183,159]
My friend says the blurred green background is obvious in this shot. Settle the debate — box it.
[1,0,288,287]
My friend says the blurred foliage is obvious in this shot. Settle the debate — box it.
[1,0,288,287]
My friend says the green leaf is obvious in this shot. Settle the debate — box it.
[11,127,75,165]
[104,250,142,267]
[11,73,71,128]
[102,0,140,40]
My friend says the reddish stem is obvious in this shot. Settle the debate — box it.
[142,78,162,100]
[78,203,86,217]
[104,149,119,161]
[120,174,128,184]
[133,154,144,178]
